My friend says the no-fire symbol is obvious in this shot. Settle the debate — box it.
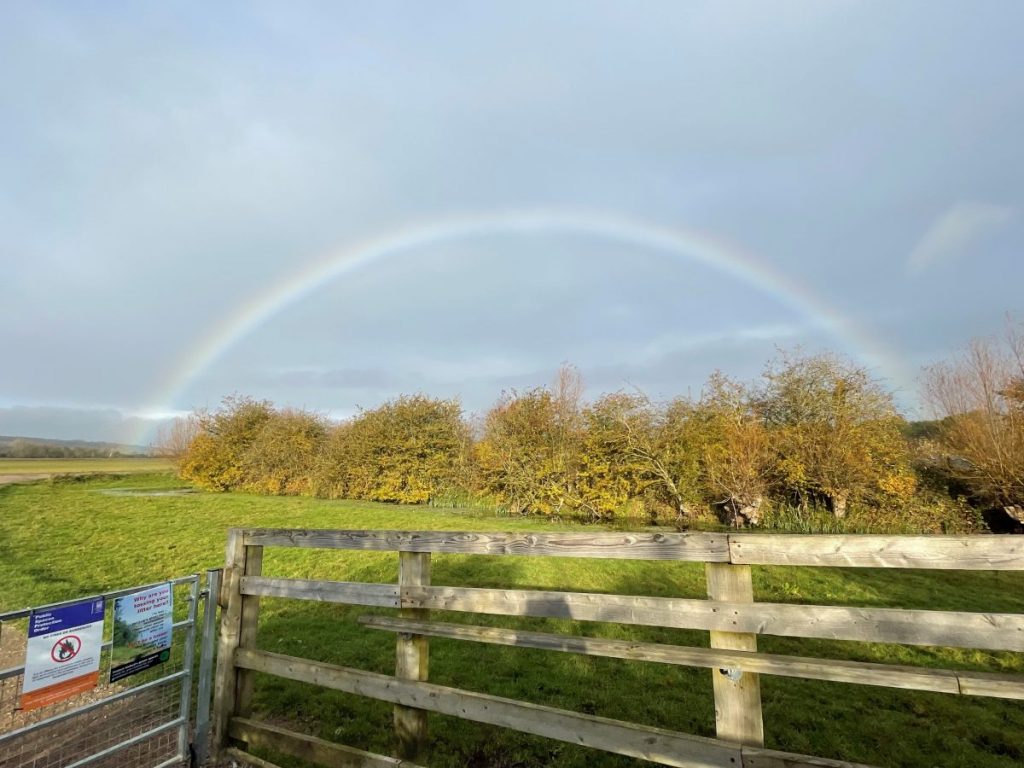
[51,635,82,663]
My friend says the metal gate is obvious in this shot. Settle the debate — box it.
[0,570,221,768]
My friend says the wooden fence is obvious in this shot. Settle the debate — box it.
[211,529,1024,768]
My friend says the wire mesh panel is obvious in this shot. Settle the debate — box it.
[0,679,182,768]
[0,576,202,768]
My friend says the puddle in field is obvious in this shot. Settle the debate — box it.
[98,488,196,497]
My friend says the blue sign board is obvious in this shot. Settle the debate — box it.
[29,599,105,638]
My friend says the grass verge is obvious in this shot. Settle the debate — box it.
[0,473,1021,767]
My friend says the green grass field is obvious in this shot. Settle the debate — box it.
[0,457,173,475]
[1,473,1022,767]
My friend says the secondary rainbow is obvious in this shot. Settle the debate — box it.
[136,209,910,442]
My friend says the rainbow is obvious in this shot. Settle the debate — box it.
[135,209,911,444]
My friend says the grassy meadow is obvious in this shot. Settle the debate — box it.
[1,473,1023,767]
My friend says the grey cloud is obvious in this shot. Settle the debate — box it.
[0,406,168,446]
[1,2,1022,438]
[262,368,406,390]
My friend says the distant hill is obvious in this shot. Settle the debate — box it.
[0,435,151,458]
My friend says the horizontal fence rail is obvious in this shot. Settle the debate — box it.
[233,648,875,768]
[241,529,732,561]
[228,716,422,768]
[213,528,1024,768]
[239,576,1024,652]
[239,528,1024,569]
[356,616,1024,700]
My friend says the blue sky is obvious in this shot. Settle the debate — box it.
[1,1,1022,444]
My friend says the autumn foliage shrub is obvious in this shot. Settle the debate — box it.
[312,395,469,504]
[925,319,1024,515]
[176,350,981,531]
[759,353,915,517]
[179,397,274,491]
[474,385,581,515]
[239,409,327,495]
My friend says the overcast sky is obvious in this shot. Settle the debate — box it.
[2,1,1022,445]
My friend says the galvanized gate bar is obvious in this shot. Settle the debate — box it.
[0,670,189,745]
[0,573,212,768]
[176,576,200,761]
[62,717,187,768]
[0,575,201,623]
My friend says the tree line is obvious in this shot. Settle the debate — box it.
[0,438,138,459]
[173,321,1024,532]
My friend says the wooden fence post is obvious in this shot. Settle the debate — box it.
[705,562,764,746]
[211,530,263,758]
[395,551,431,760]
[236,543,264,717]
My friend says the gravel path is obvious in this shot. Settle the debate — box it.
[0,474,51,486]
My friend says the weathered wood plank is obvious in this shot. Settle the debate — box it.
[240,529,730,561]
[234,648,742,767]
[235,649,881,768]
[241,576,400,607]
[706,563,763,746]
[728,534,1024,570]
[394,552,430,760]
[211,529,246,758]
[238,528,1024,569]
[740,746,877,768]
[236,544,264,719]
[236,573,1024,651]
[358,616,970,695]
[956,670,1024,699]
[229,716,420,767]
[216,566,230,609]
[400,585,1024,651]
